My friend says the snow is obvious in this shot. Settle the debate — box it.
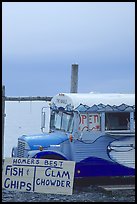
[4,101,50,158]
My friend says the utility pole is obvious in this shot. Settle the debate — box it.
[2,85,5,162]
[70,63,78,93]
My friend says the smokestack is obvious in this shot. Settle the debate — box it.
[70,63,78,93]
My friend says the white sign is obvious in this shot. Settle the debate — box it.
[79,113,100,131]
[2,158,75,195]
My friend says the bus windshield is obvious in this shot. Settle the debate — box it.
[50,110,74,133]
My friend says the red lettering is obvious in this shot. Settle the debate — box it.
[94,115,98,123]
[89,115,92,124]
[80,115,87,124]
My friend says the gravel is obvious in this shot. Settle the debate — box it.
[2,184,135,202]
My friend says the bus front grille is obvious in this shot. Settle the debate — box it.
[17,140,25,157]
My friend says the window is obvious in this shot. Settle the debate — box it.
[105,112,130,130]
[61,112,74,132]
[50,110,74,133]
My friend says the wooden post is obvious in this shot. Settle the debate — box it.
[2,85,5,162]
[70,64,78,93]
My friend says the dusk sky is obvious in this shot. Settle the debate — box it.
[2,2,135,97]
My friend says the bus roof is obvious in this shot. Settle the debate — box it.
[51,93,135,109]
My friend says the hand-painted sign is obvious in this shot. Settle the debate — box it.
[79,113,100,131]
[2,158,75,195]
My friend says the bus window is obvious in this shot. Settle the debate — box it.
[105,112,130,130]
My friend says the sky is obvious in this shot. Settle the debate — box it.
[2,2,135,97]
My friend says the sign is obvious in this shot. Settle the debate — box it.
[2,158,75,195]
[79,113,100,131]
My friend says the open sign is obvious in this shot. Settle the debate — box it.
[79,113,100,131]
